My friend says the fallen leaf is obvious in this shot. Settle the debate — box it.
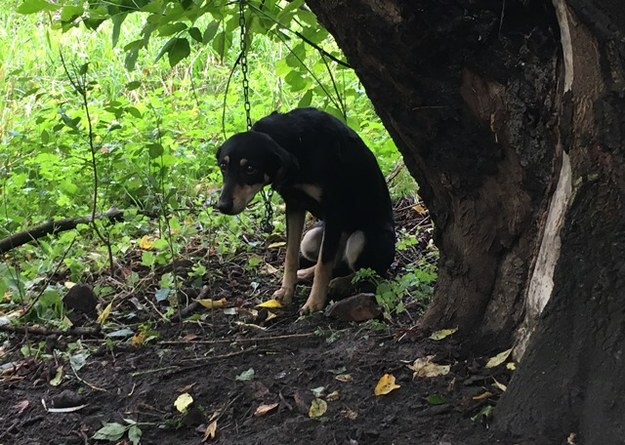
[335,374,353,383]
[265,311,278,322]
[256,299,283,309]
[131,330,147,346]
[235,368,255,381]
[138,235,153,249]
[326,391,340,402]
[408,355,451,378]
[308,398,327,418]
[203,419,217,441]
[374,373,401,396]
[14,399,29,414]
[267,241,286,249]
[49,366,63,386]
[64,281,76,289]
[485,348,512,369]
[471,404,493,422]
[310,386,325,397]
[506,361,517,371]
[429,327,458,341]
[254,402,279,417]
[97,301,113,325]
[174,393,194,413]
[413,204,427,215]
[492,378,507,392]
[261,263,279,275]
[472,391,493,401]
[197,298,227,309]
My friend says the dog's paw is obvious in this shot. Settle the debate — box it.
[296,266,315,282]
[272,286,294,305]
[299,296,325,315]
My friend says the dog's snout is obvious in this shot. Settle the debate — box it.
[216,196,233,214]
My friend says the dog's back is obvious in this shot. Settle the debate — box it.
[252,108,393,232]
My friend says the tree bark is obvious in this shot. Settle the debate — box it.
[306,0,625,441]
[495,1,625,442]
[307,0,560,345]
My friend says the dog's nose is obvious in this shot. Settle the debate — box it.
[216,197,233,214]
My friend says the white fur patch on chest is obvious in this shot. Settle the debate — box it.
[293,184,323,203]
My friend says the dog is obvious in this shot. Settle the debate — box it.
[215,107,395,314]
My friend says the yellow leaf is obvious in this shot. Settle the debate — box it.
[335,374,353,383]
[374,373,401,396]
[267,241,286,249]
[412,204,427,215]
[429,327,458,341]
[197,298,227,309]
[96,301,113,325]
[131,330,147,346]
[407,355,451,378]
[174,393,194,413]
[492,378,507,392]
[485,348,513,369]
[49,366,63,387]
[254,402,279,417]
[139,235,153,249]
[64,281,76,289]
[308,398,328,418]
[265,311,278,322]
[256,299,283,309]
[204,419,217,441]
[326,391,340,402]
[472,391,493,401]
[506,362,517,371]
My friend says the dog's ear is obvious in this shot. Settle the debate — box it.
[269,142,298,188]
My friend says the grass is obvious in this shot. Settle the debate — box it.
[0,3,432,325]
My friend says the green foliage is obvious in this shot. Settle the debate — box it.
[0,1,411,327]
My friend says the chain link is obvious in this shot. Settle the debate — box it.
[239,0,274,232]
[238,0,252,131]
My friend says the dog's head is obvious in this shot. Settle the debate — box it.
[215,131,295,215]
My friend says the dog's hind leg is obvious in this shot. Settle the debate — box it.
[297,225,322,282]
[273,207,305,305]
[300,221,342,314]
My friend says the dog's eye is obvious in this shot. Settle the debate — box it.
[245,165,257,175]
[219,162,227,172]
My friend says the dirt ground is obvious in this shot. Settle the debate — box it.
[0,197,516,445]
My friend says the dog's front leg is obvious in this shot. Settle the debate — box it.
[300,223,341,314]
[272,207,305,305]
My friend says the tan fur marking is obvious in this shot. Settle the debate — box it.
[294,184,323,203]
[223,155,230,164]
[230,183,263,214]
[240,158,248,166]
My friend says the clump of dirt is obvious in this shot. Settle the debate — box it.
[0,196,513,445]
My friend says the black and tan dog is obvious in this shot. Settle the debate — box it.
[216,107,394,314]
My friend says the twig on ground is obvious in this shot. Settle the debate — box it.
[0,324,101,337]
[159,331,316,346]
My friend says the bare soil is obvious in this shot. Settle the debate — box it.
[0,197,514,445]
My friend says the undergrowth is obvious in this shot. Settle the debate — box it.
[0,1,435,330]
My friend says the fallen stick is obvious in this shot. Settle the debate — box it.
[0,324,101,337]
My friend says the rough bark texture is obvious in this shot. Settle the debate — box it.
[495,1,625,442]
[307,0,625,441]
[306,0,560,345]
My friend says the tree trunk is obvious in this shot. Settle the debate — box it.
[307,0,560,345]
[307,0,625,441]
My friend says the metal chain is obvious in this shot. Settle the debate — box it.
[239,0,274,233]
[238,0,252,131]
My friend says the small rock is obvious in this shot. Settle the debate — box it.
[63,284,98,323]
[325,293,382,322]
